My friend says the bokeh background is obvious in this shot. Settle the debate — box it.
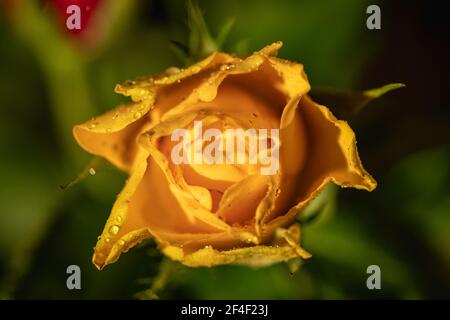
[0,0,449,299]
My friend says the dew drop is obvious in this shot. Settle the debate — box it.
[220,63,235,71]
[97,236,102,241]
[165,67,180,75]
[89,168,96,176]
[109,225,120,236]
[116,216,122,222]
[275,188,281,197]
[118,240,125,246]
[88,122,98,129]
[105,238,111,243]
[134,111,142,119]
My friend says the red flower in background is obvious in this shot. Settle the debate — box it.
[50,0,101,37]
[1,0,113,49]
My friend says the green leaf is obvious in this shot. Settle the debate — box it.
[186,0,217,61]
[310,83,405,120]
[168,40,191,66]
[232,38,250,56]
[171,1,238,65]
[134,258,179,300]
[215,17,236,49]
[298,184,337,225]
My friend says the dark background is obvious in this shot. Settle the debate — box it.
[0,0,449,299]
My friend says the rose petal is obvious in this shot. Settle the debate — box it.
[298,96,377,194]
[138,116,232,228]
[93,145,230,269]
[75,51,236,172]
[259,95,308,223]
[114,52,234,102]
[217,174,270,225]
[92,150,152,269]
[162,42,291,122]
[263,95,377,227]
[161,224,310,267]
[73,102,154,171]
[187,185,213,211]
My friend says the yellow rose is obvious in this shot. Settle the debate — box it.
[73,42,376,269]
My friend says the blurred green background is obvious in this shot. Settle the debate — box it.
[0,0,449,299]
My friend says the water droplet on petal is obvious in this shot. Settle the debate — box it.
[109,225,120,236]
[88,122,98,129]
[118,240,125,246]
[134,111,142,119]
[116,216,122,222]
[89,168,96,176]
[220,63,235,71]
[165,67,180,75]
[105,238,111,243]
